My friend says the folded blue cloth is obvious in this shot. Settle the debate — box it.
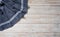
[0,0,28,31]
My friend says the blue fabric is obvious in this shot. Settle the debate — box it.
[0,0,28,31]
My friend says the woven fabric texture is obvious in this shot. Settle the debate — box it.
[0,0,28,31]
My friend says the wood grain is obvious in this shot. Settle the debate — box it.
[0,0,60,37]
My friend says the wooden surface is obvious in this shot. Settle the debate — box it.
[0,0,60,37]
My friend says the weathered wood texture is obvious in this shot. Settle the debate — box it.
[0,0,60,37]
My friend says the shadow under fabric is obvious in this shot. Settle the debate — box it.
[0,0,28,31]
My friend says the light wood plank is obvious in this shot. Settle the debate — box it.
[0,32,59,37]
[29,0,60,5]
[25,15,60,19]
[28,5,60,15]
[0,24,59,32]
[0,32,56,37]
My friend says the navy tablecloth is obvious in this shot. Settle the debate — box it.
[0,0,28,31]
